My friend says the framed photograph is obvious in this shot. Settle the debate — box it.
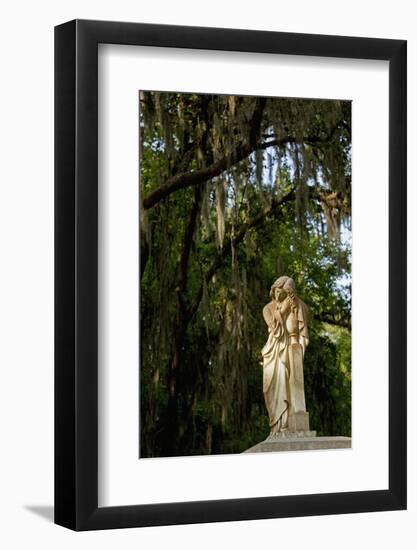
[55,19,406,530]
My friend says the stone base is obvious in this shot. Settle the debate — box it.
[288,411,310,432]
[243,435,351,453]
[266,430,316,440]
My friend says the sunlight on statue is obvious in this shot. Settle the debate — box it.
[262,276,312,437]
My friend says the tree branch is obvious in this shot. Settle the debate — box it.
[142,117,346,211]
[175,187,202,302]
[187,189,295,321]
[249,97,267,146]
[142,98,267,211]
[314,313,351,331]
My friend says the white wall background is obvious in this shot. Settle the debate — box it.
[0,0,414,548]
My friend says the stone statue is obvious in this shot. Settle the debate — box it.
[242,276,351,452]
[261,276,311,436]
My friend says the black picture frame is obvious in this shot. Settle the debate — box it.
[55,19,407,531]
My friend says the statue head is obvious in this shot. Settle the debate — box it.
[270,275,296,301]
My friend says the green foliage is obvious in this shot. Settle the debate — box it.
[304,325,351,437]
[139,91,351,457]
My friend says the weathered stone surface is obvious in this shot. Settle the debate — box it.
[266,429,316,439]
[255,276,350,452]
[288,411,310,432]
[288,342,306,412]
[243,436,351,453]
[262,276,312,436]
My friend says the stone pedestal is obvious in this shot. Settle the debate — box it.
[287,342,312,433]
[288,411,311,432]
[254,279,351,455]
[243,434,351,453]
[288,342,306,412]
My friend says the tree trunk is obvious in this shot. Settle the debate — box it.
[160,185,202,455]
[161,315,188,456]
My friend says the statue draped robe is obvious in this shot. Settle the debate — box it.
[261,295,309,432]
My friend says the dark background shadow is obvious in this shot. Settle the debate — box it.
[24,505,54,523]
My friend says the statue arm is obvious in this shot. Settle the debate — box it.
[299,334,309,355]
[279,295,292,317]
[297,300,309,349]
[262,304,275,329]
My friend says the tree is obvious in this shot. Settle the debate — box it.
[140,91,352,457]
